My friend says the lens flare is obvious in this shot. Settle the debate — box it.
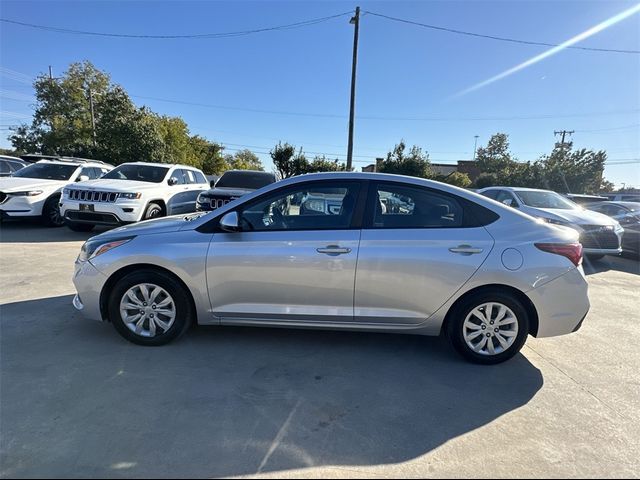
[452,3,640,98]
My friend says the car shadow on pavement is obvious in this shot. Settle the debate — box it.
[0,221,111,243]
[583,255,640,275]
[1,295,543,478]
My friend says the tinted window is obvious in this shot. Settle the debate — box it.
[216,171,275,190]
[371,184,464,228]
[102,165,169,183]
[8,161,25,172]
[184,170,197,184]
[12,163,78,180]
[78,167,98,180]
[194,171,207,184]
[0,160,10,174]
[514,190,578,209]
[239,183,360,231]
[482,189,500,200]
[495,190,518,207]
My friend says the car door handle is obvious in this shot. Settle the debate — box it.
[316,245,352,255]
[449,245,484,255]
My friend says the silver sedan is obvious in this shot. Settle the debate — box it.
[72,172,590,364]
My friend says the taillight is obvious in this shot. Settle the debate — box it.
[535,242,583,267]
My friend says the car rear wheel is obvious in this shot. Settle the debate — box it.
[143,202,163,221]
[108,270,194,346]
[65,221,94,232]
[42,195,64,227]
[447,291,529,365]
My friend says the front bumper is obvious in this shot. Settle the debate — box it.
[72,260,107,322]
[61,199,143,225]
[0,195,46,217]
[527,267,590,338]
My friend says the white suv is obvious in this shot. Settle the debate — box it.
[0,158,113,227]
[60,162,209,231]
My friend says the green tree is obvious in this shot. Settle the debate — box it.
[10,61,111,157]
[189,136,227,175]
[536,143,608,194]
[474,173,499,189]
[227,149,264,171]
[378,141,432,178]
[438,171,472,188]
[307,156,349,173]
[270,142,308,178]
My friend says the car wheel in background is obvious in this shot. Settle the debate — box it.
[108,269,194,346]
[447,290,529,365]
[65,221,94,232]
[143,202,163,221]
[41,195,64,227]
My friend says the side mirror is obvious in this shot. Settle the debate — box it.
[77,175,90,182]
[168,177,179,186]
[220,211,240,232]
[210,180,216,188]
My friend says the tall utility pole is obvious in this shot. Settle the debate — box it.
[88,87,97,148]
[48,65,53,80]
[346,6,360,171]
[472,135,479,161]
[554,130,574,149]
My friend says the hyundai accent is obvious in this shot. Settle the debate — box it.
[72,172,590,364]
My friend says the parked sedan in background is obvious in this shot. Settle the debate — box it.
[0,155,27,177]
[196,170,277,212]
[72,173,590,365]
[587,202,640,257]
[478,187,623,259]
[563,193,609,206]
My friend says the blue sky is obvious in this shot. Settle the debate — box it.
[1,0,639,188]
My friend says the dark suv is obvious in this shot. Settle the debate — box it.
[196,170,277,211]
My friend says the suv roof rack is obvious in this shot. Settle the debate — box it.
[20,154,113,166]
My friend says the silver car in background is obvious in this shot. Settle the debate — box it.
[72,173,590,364]
[478,186,623,259]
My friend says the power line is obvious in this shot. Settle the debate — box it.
[133,94,640,121]
[574,123,640,133]
[364,11,640,54]
[0,11,353,39]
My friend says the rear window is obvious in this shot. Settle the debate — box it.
[216,171,275,190]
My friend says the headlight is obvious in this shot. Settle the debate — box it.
[78,236,134,262]
[119,192,142,200]
[9,190,43,197]
[197,193,207,203]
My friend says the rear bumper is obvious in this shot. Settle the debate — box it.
[527,267,590,338]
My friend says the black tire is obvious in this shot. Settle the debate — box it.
[108,269,194,346]
[446,290,529,365]
[65,221,94,232]
[585,254,604,261]
[41,194,64,227]
[143,202,164,221]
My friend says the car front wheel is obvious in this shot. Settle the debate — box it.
[108,270,194,346]
[447,291,529,365]
[42,195,64,227]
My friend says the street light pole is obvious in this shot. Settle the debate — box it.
[472,135,479,161]
[346,6,360,171]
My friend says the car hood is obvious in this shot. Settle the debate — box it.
[201,187,254,197]
[0,177,65,192]
[67,179,164,191]
[104,213,207,237]
[522,206,618,226]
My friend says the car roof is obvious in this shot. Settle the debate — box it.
[0,155,25,163]
[118,162,203,170]
[479,186,555,193]
[34,159,108,167]
[222,170,275,175]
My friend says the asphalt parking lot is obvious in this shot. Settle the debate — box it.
[1,222,639,478]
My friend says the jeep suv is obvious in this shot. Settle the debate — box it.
[196,170,277,212]
[60,162,209,231]
[0,157,112,226]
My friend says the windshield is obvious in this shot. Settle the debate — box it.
[101,164,169,183]
[12,163,78,181]
[515,190,579,210]
[216,171,274,189]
